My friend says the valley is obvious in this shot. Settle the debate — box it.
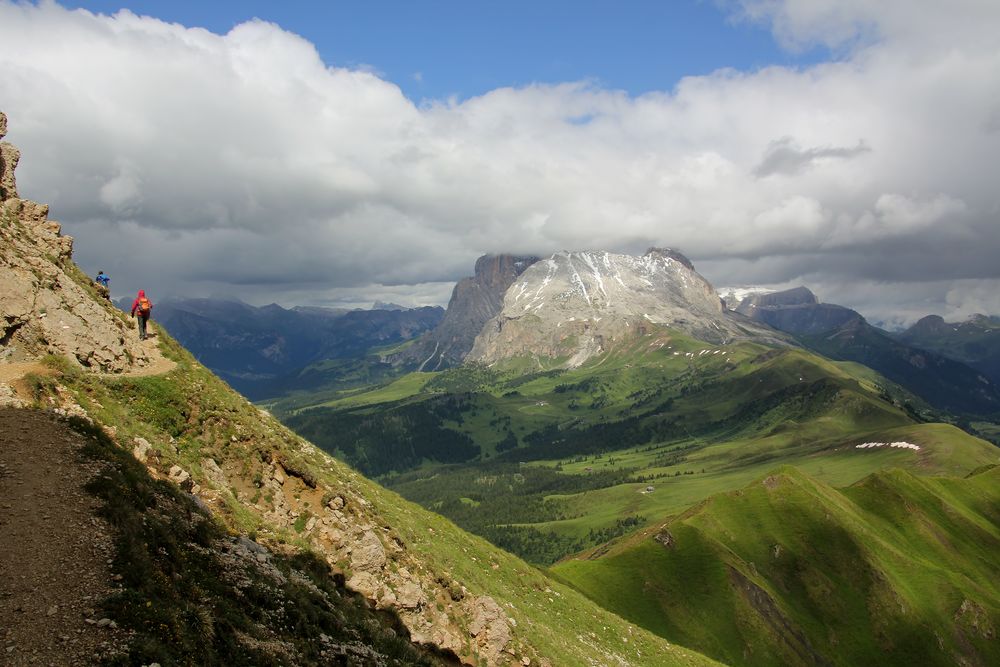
[269,327,996,568]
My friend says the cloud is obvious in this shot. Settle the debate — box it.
[753,136,870,177]
[1,1,999,323]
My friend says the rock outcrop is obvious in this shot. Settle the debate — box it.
[393,253,540,370]
[469,248,777,367]
[0,112,153,372]
[0,112,20,200]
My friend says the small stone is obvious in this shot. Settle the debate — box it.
[96,618,112,627]
[47,605,58,616]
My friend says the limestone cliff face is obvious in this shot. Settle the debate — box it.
[0,112,153,372]
[469,248,772,367]
[395,253,540,370]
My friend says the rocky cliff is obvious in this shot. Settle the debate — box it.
[394,254,540,370]
[469,248,775,367]
[0,112,154,374]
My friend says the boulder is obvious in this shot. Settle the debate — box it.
[468,595,513,662]
[132,437,153,463]
[350,530,387,572]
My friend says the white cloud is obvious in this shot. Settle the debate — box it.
[1,1,999,322]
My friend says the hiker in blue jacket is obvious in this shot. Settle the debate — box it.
[95,270,110,299]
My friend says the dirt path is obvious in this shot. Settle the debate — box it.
[111,327,177,378]
[0,408,126,665]
[0,324,177,402]
[0,364,47,386]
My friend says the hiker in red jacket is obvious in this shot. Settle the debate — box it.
[130,289,153,340]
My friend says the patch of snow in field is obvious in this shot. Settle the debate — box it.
[855,441,921,451]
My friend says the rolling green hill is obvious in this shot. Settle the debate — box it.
[274,327,999,567]
[551,465,1000,667]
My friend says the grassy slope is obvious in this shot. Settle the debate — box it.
[552,465,1000,667]
[40,331,718,667]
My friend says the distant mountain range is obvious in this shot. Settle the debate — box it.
[121,297,443,397]
[734,287,1000,417]
[895,313,1000,384]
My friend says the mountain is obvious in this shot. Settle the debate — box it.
[895,313,1000,385]
[717,286,776,311]
[145,297,443,398]
[1,110,716,666]
[469,248,786,368]
[735,287,1000,417]
[391,254,541,371]
[734,286,861,335]
[553,465,1000,667]
[373,300,409,311]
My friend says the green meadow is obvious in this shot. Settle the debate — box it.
[275,326,999,566]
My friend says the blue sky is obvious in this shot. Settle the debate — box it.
[60,0,825,101]
[3,1,1000,323]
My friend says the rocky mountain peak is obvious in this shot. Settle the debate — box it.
[389,253,540,370]
[735,286,861,336]
[472,253,539,289]
[468,248,773,367]
[644,246,695,270]
[738,286,818,310]
[1,111,154,373]
[907,314,948,335]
